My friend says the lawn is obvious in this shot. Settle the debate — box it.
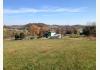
[4,37,96,70]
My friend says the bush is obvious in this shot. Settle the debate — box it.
[83,25,96,37]
[15,32,25,40]
[69,34,80,38]
[15,33,20,40]
[20,32,25,40]
[30,36,35,39]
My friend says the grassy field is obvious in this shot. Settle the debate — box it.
[4,37,96,70]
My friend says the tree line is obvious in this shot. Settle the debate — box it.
[3,22,96,40]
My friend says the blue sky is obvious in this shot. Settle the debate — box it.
[4,0,96,25]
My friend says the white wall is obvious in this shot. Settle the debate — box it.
[51,32,56,36]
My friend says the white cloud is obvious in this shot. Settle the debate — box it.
[4,7,87,14]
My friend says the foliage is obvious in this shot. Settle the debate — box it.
[3,22,96,39]
[15,33,20,40]
[3,28,15,38]
[15,32,25,40]
[27,24,49,38]
[69,34,80,38]
[20,32,25,40]
[83,23,96,37]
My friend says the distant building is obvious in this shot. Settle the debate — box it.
[50,31,56,36]
[48,31,62,39]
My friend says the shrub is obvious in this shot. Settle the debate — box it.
[83,25,96,37]
[20,32,25,40]
[15,33,20,40]
[14,32,25,40]
[69,34,80,38]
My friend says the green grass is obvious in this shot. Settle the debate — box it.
[4,37,96,70]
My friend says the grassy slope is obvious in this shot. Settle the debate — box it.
[4,37,96,70]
